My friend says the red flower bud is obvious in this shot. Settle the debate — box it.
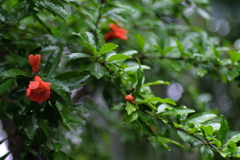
[28,54,41,73]
[104,23,128,42]
[125,94,134,103]
[26,76,51,103]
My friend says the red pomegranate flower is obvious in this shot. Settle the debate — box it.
[26,76,51,103]
[104,23,128,42]
[28,54,41,73]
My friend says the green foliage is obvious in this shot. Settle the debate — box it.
[1,0,240,160]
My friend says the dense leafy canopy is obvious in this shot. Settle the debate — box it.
[1,0,240,160]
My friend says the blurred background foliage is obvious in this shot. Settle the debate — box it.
[1,0,240,160]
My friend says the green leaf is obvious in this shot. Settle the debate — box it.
[177,130,198,144]
[0,69,29,78]
[52,151,72,160]
[33,0,67,22]
[44,102,59,127]
[107,54,131,62]
[9,87,26,100]
[24,112,38,139]
[143,80,170,87]
[163,46,175,55]
[145,97,176,106]
[175,39,184,55]
[218,115,229,143]
[185,113,217,124]
[135,33,145,51]
[157,136,184,151]
[227,134,240,144]
[229,140,237,154]
[111,102,125,111]
[160,108,195,116]
[7,2,31,22]
[125,101,137,115]
[0,78,17,95]
[201,125,214,137]
[55,71,90,90]
[67,53,90,61]
[89,62,106,79]
[120,50,138,56]
[98,43,118,55]
[44,51,61,76]
[96,29,106,49]
[123,112,138,124]
[42,77,71,107]
[73,32,97,55]
[230,50,240,64]
[200,146,215,160]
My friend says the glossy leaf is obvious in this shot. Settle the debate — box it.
[123,112,138,124]
[218,115,229,143]
[144,97,176,106]
[185,113,217,124]
[0,69,28,78]
[33,0,67,22]
[107,54,131,62]
[24,112,38,139]
[160,108,195,116]
[229,50,240,64]
[121,50,138,56]
[89,62,106,79]
[0,78,17,95]
[67,53,90,61]
[96,29,106,49]
[143,80,170,87]
[126,101,137,115]
[98,43,118,55]
[42,77,71,107]
[55,71,90,90]
[43,51,61,76]
[200,146,215,160]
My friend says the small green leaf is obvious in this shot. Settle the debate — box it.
[175,39,184,55]
[125,101,137,115]
[135,33,145,51]
[98,43,118,55]
[229,140,237,154]
[120,50,138,56]
[89,62,106,79]
[143,80,170,87]
[67,53,90,61]
[111,102,125,111]
[218,115,229,143]
[107,54,131,62]
[44,51,61,76]
[163,46,175,55]
[157,136,184,150]
[0,78,17,95]
[123,112,138,123]
[185,113,217,124]
[7,2,31,22]
[229,50,240,64]
[145,97,176,106]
